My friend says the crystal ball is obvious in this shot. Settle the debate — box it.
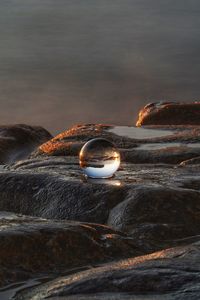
[79,138,120,179]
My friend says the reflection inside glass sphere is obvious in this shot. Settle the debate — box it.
[79,138,120,179]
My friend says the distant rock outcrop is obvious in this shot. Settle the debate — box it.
[136,101,200,126]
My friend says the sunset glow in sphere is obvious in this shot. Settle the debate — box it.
[79,138,120,179]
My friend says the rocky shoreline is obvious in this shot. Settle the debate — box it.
[1,102,200,299]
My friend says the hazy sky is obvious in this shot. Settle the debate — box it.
[0,0,200,134]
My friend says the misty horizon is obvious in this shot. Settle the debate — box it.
[0,0,200,134]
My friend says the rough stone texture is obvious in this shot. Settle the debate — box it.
[0,124,52,164]
[108,185,200,252]
[0,166,127,223]
[0,212,141,287]
[122,146,200,164]
[15,241,200,300]
[33,123,134,157]
[0,122,200,298]
[136,101,200,126]
[33,123,200,164]
[0,158,200,256]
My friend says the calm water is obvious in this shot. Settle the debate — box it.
[0,0,200,134]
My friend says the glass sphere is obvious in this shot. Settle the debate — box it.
[79,138,120,179]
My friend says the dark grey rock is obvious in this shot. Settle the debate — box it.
[0,123,200,298]
[0,124,52,164]
[0,212,141,287]
[0,167,127,223]
[15,241,200,300]
[0,157,200,255]
[108,185,200,252]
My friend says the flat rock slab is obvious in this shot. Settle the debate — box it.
[0,212,141,287]
[136,102,200,126]
[15,241,200,300]
[33,123,200,164]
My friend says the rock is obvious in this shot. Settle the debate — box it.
[0,123,200,297]
[33,124,135,157]
[0,124,52,164]
[122,146,200,164]
[0,212,141,287]
[0,165,128,223]
[15,241,200,300]
[108,185,200,252]
[0,157,200,255]
[136,101,200,126]
[33,123,200,164]
[180,156,200,166]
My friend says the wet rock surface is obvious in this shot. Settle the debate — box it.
[0,120,200,299]
[136,101,200,126]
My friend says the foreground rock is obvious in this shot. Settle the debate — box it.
[0,157,200,254]
[136,101,200,126]
[15,241,200,300]
[0,124,52,164]
[0,212,141,287]
[108,184,200,252]
[0,163,126,223]
[0,124,200,255]
[0,123,200,298]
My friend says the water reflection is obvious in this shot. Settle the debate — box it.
[82,176,122,187]
[109,126,174,140]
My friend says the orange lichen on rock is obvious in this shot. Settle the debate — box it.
[39,140,87,156]
[38,124,113,156]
